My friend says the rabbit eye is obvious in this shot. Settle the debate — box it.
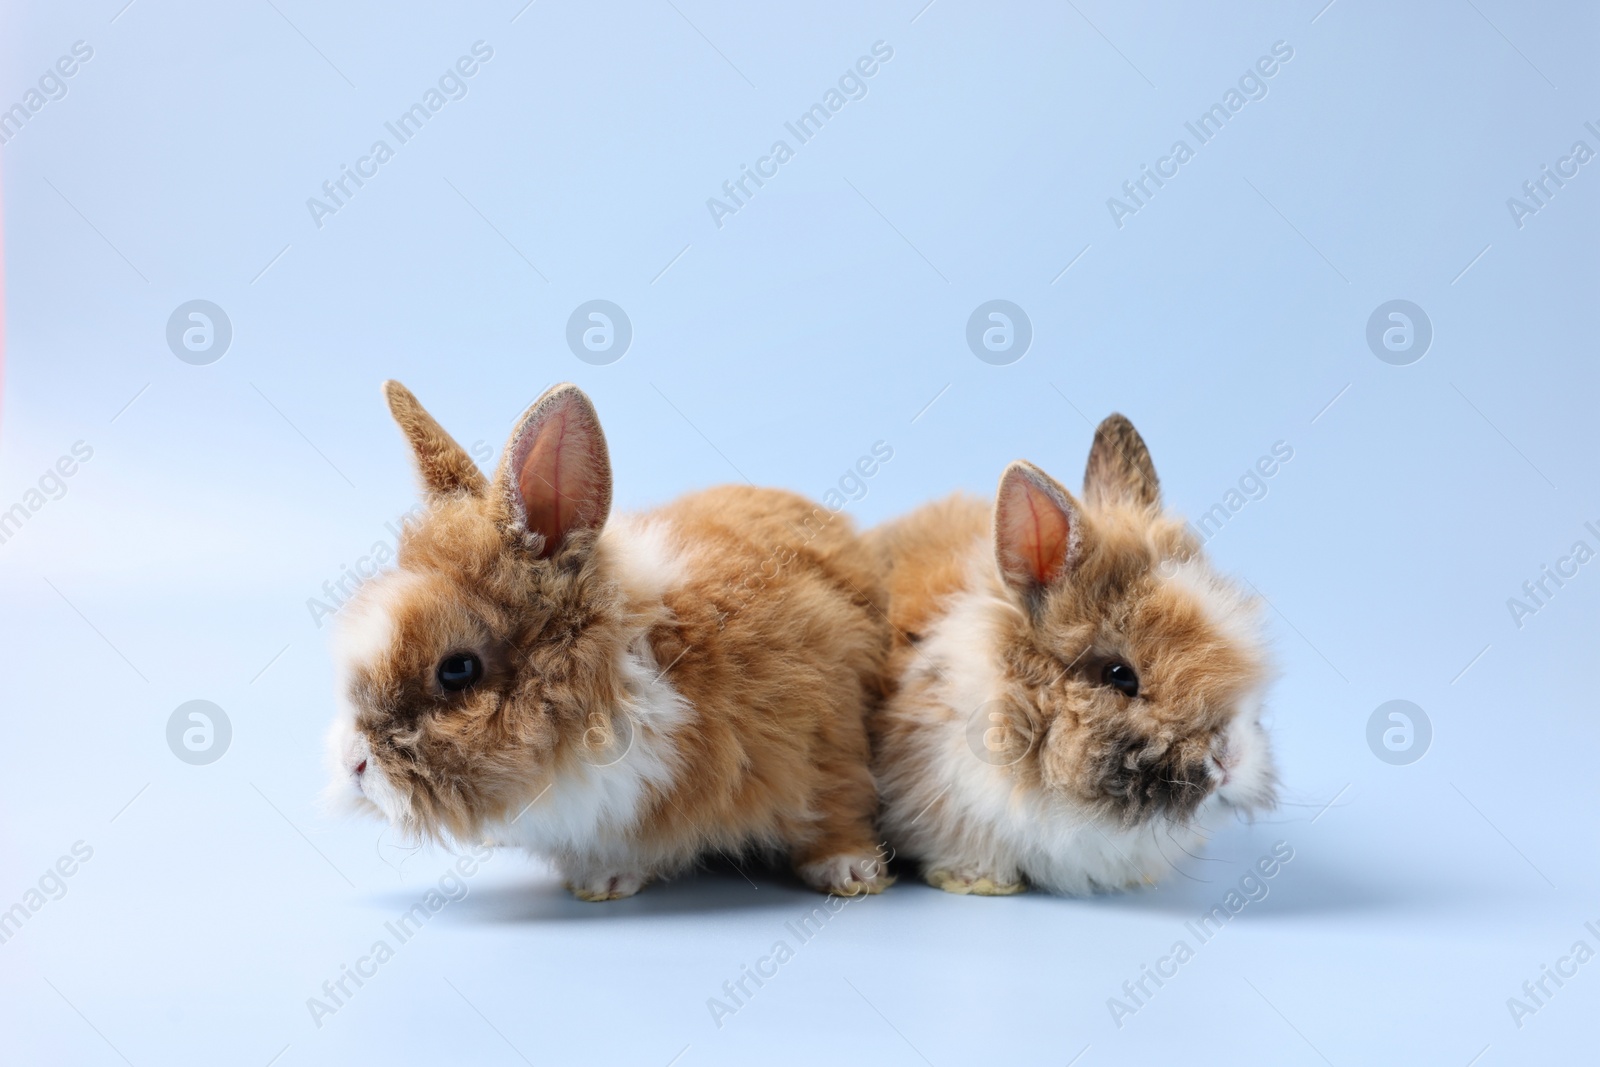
[1102,661,1139,698]
[437,652,483,692]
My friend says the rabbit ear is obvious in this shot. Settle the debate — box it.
[995,461,1084,602]
[494,383,612,558]
[1083,413,1160,509]
[383,381,488,499]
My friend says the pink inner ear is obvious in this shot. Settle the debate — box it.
[513,397,608,556]
[998,471,1073,588]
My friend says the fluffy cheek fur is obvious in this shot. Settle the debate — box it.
[372,689,562,843]
[325,582,407,825]
[324,565,568,844]
[326,708,396,823]
[1036,712,1211,826]
[1034,694,1275,825]
[1213,688,1276,811]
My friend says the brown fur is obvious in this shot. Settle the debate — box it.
[337,383,892,897]
[384,380,488,498]
[1083,411,1160,509]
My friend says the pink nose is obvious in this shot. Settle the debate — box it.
[353,759,367,776]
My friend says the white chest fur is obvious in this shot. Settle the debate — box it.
[487,636,689,862]
[488,515,691,863]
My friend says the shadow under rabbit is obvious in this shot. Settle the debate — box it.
[417,857,846,925]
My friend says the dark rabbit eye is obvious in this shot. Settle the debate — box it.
[437,652,483,692]
[1103,661,1139,698]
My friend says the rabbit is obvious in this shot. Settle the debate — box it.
[865,414,1276,895]
[326,381,893,900]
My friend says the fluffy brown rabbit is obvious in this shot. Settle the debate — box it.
[326,381,892,900]
[867,414,1277,895]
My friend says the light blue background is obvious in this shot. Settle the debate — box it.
[1,1,1595,1064]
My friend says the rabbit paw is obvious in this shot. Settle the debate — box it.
[797,853,894,896]
[564,869,650,902]
[925,867,1026,896]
